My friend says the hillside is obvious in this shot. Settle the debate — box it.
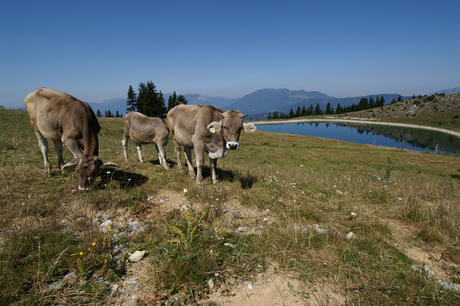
[341,93,460,132]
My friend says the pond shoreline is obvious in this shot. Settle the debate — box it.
[253,118,460,138]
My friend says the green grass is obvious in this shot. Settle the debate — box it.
[1,107,459,305]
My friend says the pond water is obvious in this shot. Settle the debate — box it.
[255,122,460,155]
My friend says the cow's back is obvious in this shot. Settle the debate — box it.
[167,104,223,148]
[25,88,100,155]
[125,111,169,144]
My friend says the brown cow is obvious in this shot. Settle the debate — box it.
[24,87,116,191]
[122,111,170,169]
[167,104,256,184]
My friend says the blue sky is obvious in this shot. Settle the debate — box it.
[1,0,459,109]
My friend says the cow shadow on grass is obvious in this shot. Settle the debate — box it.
[97,168,149,190]
[148,159,177,168]
[202,167,257,189]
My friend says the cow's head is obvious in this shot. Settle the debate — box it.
[207,110,257,150]
[62,155,117,191]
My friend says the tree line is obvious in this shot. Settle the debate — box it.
[96,81,187,118]
[267,96,386,119]
[127,81,188,117]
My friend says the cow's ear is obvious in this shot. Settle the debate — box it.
[243,122,257,133]
[207,121,222,133]
[62,158,79,171]
[97,158,117,167]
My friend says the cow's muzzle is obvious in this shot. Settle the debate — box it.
[226,142,239,150]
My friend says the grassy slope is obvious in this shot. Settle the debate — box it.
[339,93,460,133]
[0,103,459,305]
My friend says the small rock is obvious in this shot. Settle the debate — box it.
[437,280,460,292]
[129,250,146,262]
[107,284,119,297]
[237,226,248,232]
[294,225,307,232]
[346,232,355,239]
[100,220,112,227]
[47,281,61,290]
[63,271,77,284]
[208,278,214,290]
[245,282,254,289]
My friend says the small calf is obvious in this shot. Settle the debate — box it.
[122,111,170,169]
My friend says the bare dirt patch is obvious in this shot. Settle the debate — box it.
[205,262,346,306]
[384,218,458,283]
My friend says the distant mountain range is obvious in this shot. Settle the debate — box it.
[86,87,460,119]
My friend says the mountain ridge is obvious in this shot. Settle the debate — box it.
[83,87,460,117]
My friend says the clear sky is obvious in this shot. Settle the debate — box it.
[1,0,459,109]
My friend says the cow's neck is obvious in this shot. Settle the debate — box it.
[82,133,99,156]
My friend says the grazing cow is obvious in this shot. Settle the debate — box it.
[24,87,116,191]
[167,104,256,184]
[122,111,170,169]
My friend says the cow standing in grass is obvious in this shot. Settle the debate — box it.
[24,87,117,191]
[122,111,170,169]
[167,104,256,184]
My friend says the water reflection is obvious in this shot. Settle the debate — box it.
[256,122,460,155]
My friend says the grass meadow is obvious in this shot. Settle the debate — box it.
[1,107,460,305]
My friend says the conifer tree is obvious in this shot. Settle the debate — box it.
[314,103,323,115]
[127,85,137,112]
[325,102,334,114]
[300,105,308,116]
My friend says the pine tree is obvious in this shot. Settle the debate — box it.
[127,85,137,112]
[168,92,188,111]
[300,105,308,116]
[325,102,334,114]
[167,91,178,111]
[177,94,187,104]
[335,103,342,114]
[314,103,323,115]
[358,98,369,110]
[369,97,375,109]
[96,110,102,117]
[370,96,376,109]
[289,108,295,118]
[136,81,167,117]
[295,106,301,117]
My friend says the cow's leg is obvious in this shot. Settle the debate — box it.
[184,147,196,180]
[136,142,144,162]
[35,131,50,174]
[122,135,129,162]
[171,133,182,170]
[209,157,218,184]
[64,138,82,158]
[156,143,169,170]
[194,148,205,184]
[54,142,65,170]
